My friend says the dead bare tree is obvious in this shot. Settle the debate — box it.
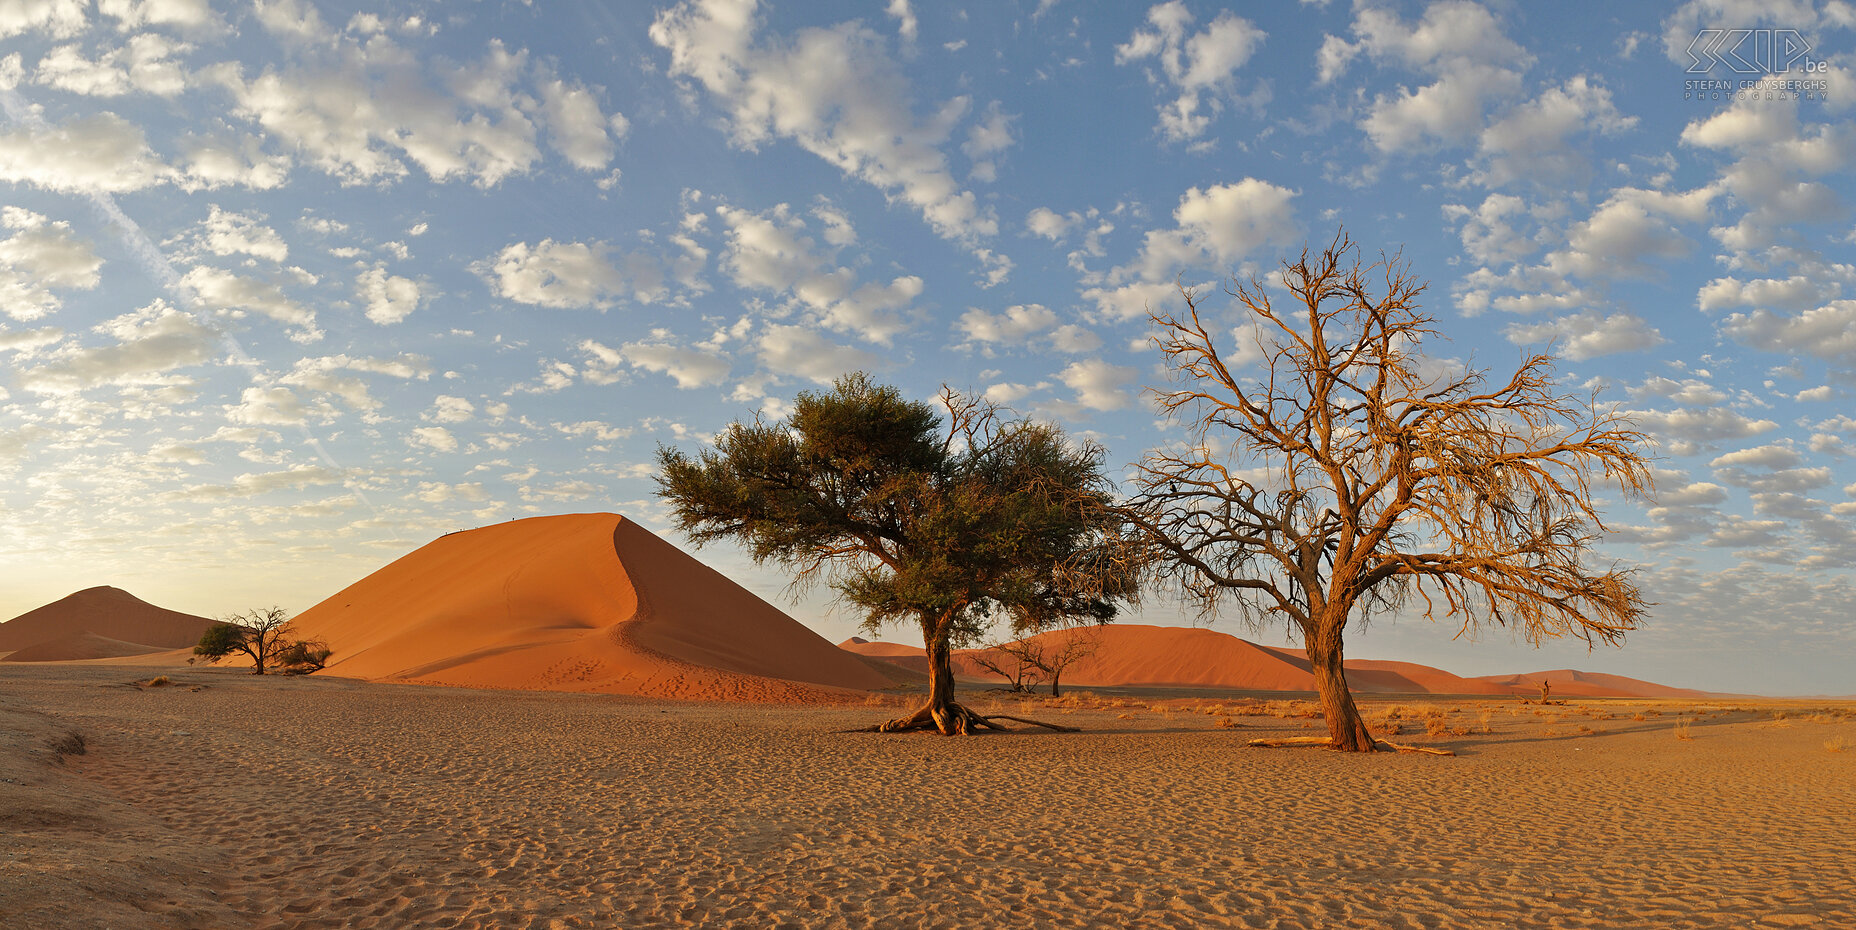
[969,638,1045,693]
[1128,233,1653,752]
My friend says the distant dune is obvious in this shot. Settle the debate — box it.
[0,586,215,662]
[289,513,892,702]
[843,624,1710,698]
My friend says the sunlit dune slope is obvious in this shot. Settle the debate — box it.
[290,513,891,701]
[0,587,215,661]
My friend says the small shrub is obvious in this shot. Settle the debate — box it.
[1426,716,1450,737]
[1215,717,1238,729]
[1675,718,1694,741]
[46,730,86,760]
[1826,736,1848,753]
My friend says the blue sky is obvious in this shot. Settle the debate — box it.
[2,0,1854,695]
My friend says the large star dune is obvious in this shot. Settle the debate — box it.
[286,512,893,701]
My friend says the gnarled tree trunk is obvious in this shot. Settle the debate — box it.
[879,615,992,735]
[1308,617,1377,752]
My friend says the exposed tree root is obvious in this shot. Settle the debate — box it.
[843,702,1080,735]
[1246,736,1455,756]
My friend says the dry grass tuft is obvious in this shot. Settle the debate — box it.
[1827,735,1849,754]
[1215,717,1239,729]
[1675,718,1694,741]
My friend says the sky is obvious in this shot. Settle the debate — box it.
[1,0,1854,695]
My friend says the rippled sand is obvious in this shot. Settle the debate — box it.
[3,664,1851,929]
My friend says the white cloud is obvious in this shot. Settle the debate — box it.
[1026,207,1072,240]
[1628,406,1780,456]
[1697,275,1837,312]
[0,207,102,321]
[886,0,917,42]
[623,341,731,389]
[1503,310,1664,360]
[17,300,216,394]
[409,426,458,452]
[280,354,432,414]
[651,0,998,246]
[718,203,920,344]
[1349,0,1529,151]
[33,33,192,97]
[1474,76,1635,187]
[754,323,879,385]
[1721,300,1856,364]
[1116,2,1266,141]
[961,101,1015,182]
[199,204,288,262]
[97,0,221,33]
[173,133,292,191]
[1087,179,1297,320]
[428,395,475,423]
[1058,358,1138,411]
[165,464,344,501]
[209,30,554,187]
[482,239,662,309]
[225,385,309,425]
[0,0,88,39]
[356,265,424,325]
[536,74,622,171]
[0,112,169,192]
[958,303,1059,346]
[179,266,321,341]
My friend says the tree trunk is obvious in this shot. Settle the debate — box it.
[876,616,990,735]
[1049,671,1061,697]
[1306,616,1376,752]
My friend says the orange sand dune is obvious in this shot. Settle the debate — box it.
[3,632,181,663]
[1473,668,1718,699]
[290,513,892,702]
[0,586,215,660]
[846,624,1699,697]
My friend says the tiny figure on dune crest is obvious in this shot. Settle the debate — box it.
[194,607,332,675]
[1126,231,1653,753]
[657,373,1138,735]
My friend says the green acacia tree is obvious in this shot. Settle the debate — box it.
[657,373,1136,734]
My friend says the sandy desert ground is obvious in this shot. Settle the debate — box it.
[4,663,1853,930]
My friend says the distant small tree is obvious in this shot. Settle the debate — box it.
[195,607,300,675]
[1129,234,1653,752]
[971,627,1101,697]
[969,638,1046,693]
[658,373,1138,734]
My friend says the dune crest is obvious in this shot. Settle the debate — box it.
[291,513,891,701]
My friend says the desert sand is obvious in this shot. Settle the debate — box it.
[4,662,1852,930]
[287,513,892,701]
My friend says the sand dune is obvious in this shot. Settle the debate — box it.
[1473,669,1719,699]
[289,513,891,701]
[3,632,184,663]
[0,587,214,661]
[846,624,1703,698]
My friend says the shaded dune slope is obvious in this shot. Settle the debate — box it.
[291,513,891,702]
[0,587,215,661]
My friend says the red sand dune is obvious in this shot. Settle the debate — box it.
[0,586,215,661]
[1472,669,1717,700]
[844,624,1704,698]
[289,513,892,702]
